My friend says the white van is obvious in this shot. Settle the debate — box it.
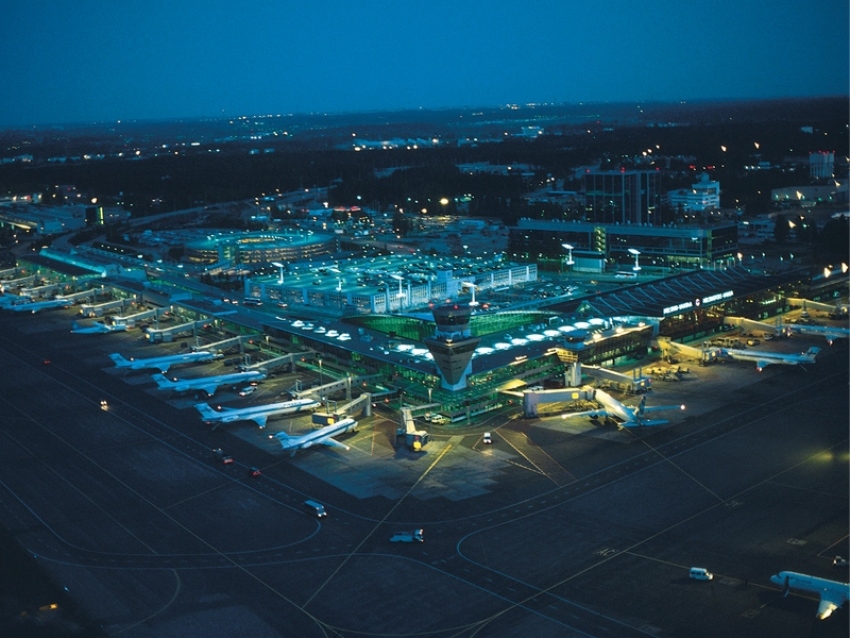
[689,567,713,581]
[304,500,327,517]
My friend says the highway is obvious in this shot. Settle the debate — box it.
[0,306,847,637]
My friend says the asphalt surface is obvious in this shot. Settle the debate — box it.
[0,306,847,637]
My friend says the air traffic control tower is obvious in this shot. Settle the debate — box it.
[424,304,480,391]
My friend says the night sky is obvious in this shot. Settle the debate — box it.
[3,0,848,128]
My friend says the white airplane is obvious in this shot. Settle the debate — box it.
[8,297,73,313]
[71,320,129,334]
[719,346,820,372]
[770,571,850,620]
[109,351,222,373]
[152,370,266,396]
[561,389,685,428]
[783,323,850,345]
[194,398,319,429]
[272,417,359,455]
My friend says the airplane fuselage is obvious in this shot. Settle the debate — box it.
[275,418,358,453]
[196,399,318,427]
[110,351,221,372]
[153,370,265,395]
[770,571,850,619]
[721,347,819,370]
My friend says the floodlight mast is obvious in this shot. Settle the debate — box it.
[460,281,478,306]
[271,261,285,284]
[627,248,641,272]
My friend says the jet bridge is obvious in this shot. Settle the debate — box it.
[722,316,782,337]
[291,376,353,402]
[113,305,172,328]
[20,282,63,298]
[654,337,718,366]
[57,289,97,304]
[0,274,37,290]
[80,297,135,318]
[145,320,209,343]
[201,334,249,353]
[239,351,311,374]
[786,297,849,316]
[582,365,652,395]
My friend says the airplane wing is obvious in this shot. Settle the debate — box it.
[251,415,269,429]
[561,408,612,420]
[318,437,350,451]
[641,404,685,414]
[198,383,220,396]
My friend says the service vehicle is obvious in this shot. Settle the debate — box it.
[390,529,424,543]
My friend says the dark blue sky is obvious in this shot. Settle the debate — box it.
[3,0,848,127]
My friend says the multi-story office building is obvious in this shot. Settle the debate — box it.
[584,169,660,225]
[666,173,721,213]
[509,218,738,271]
[809,151,834,179]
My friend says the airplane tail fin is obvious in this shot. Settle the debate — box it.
[109,353,129,366]
[807,347,821,357]
[194,403,218,420]
[274,432,295,450]
[151,374,172,389]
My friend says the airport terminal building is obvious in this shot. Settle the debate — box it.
[9,242,845,424]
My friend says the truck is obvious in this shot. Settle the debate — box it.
[390,529,424,543]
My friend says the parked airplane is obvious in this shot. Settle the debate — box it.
[152,370,266,396]
[194,398,319,429]
[770,571,850,620]
[109,350,222,373]
[71,320,129,334]
[8,297,73,313]
[272,417,359,455]
[561,390,685,428]
[718,346,820,372]
[783,323,850,345]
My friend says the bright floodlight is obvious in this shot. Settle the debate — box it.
[628,248,641,272]
[461,281,479,306]
[561,243,575,266]
[271,261,285,284]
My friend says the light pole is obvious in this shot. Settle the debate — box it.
[390,273,404,311]
[271,261,285,285]
[561,243,574,283]
[460,281,478,306]
[628,248,641,273]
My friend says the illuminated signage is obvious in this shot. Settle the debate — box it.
[663,290,734,316]
[701,290,734,305]
[663,301,694,315]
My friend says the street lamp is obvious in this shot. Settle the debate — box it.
[561,243,574,282]
[271,261,285,285]
[628,248,642,272]
[389,273,404,310]
[460,281,478,306]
